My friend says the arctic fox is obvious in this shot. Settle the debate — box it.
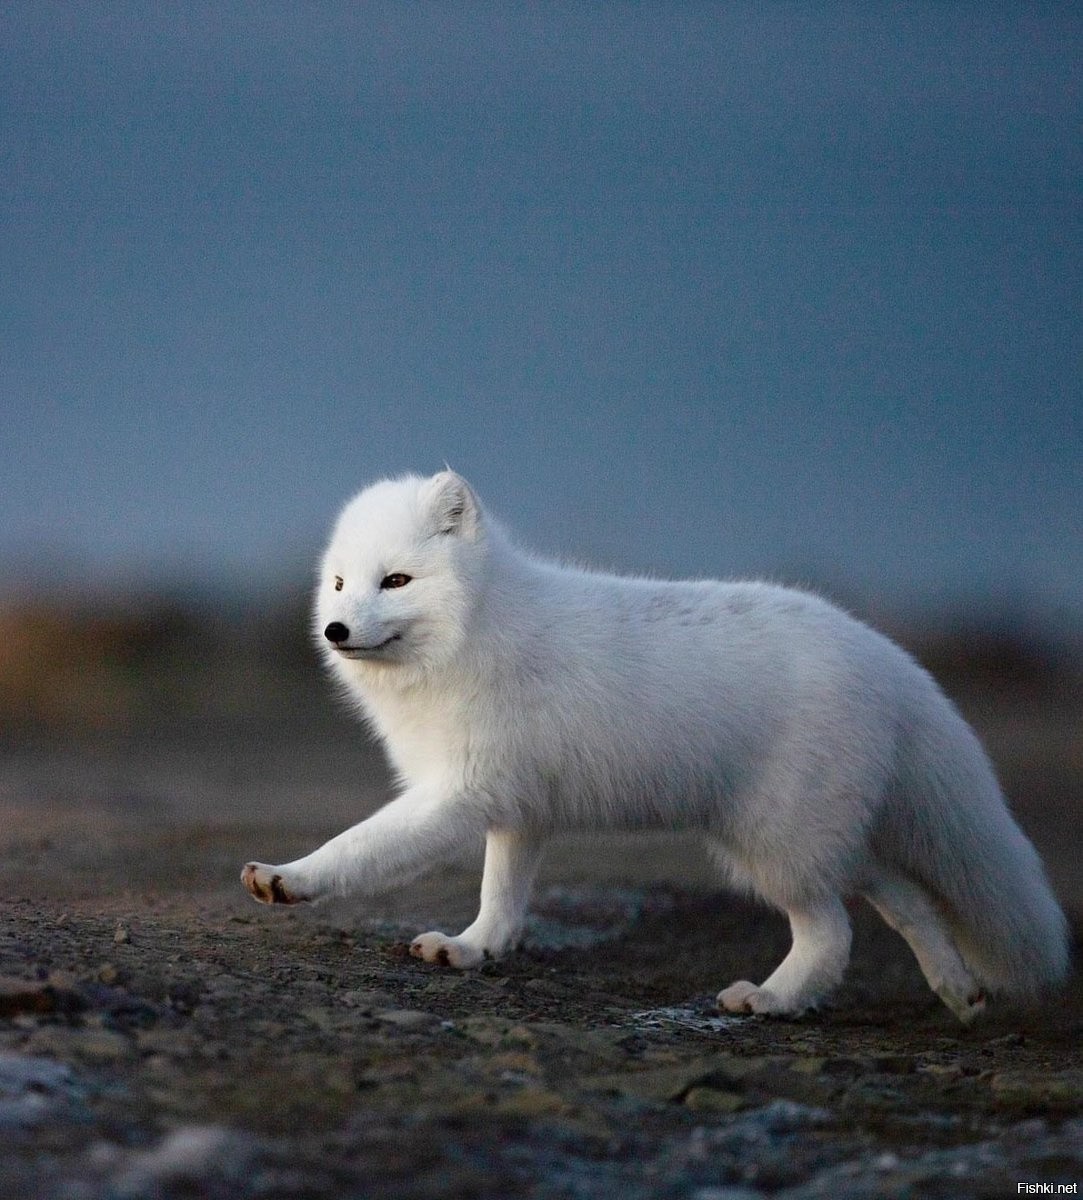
[242,470,1069,1020]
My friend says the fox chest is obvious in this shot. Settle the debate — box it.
[367,695,477,784]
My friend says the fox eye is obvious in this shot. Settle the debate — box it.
[380,573,412,590]
[333,576,344,592]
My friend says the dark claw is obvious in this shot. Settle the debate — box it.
[269,875,295,904]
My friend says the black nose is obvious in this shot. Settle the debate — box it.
[324,622,350,644]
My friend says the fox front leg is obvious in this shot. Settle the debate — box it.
[410,830,544,968]
[242,785,486,906]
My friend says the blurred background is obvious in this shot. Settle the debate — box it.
[1,4,1080,912]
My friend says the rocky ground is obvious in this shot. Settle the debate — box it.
[1,704,1080,1199]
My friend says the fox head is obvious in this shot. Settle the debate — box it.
[315,470,487,682]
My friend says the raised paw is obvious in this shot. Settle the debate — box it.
[409,931,490,969]
[718,980,804,1017]
[241,862,306,905]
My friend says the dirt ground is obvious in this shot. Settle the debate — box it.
[1,688,1081,1198]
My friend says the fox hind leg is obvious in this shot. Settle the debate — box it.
[862,867,985,1022]
[719,896,852,1016]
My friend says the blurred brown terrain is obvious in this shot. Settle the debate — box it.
[0,589,1079,920]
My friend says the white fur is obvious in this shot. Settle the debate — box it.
[242,470,1070,1019]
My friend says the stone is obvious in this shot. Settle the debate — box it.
[372,1007,443,1030]
[0,1052,87,1130]
[684,1086,746,1113]
[111,1125,259,1196]
[0,976,84,1018]
[496,1087,571,1118]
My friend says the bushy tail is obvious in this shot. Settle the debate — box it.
[877,698,1070,1001]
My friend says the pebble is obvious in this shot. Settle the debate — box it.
[339,988,396,1009]
[684,1086,746,1114]
[484,1050,543,1078]
[459,1017,537,1047]
[494,1086,571,1118]
[111,1125,258,1197]
[0,1052,87,1130]
[0,975,83,1018]
[920,1062,963,1080]
[371,1007,443,1030]
[0,1051,79,1094]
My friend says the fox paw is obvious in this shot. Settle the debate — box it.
[241,863,306,905]
[718,980,806,1017]
[409,931,491,969]
[943,987,987,1024]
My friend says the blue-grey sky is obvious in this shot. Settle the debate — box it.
[2,3,1080,625]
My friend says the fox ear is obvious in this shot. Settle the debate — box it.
[423,470,481,540]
